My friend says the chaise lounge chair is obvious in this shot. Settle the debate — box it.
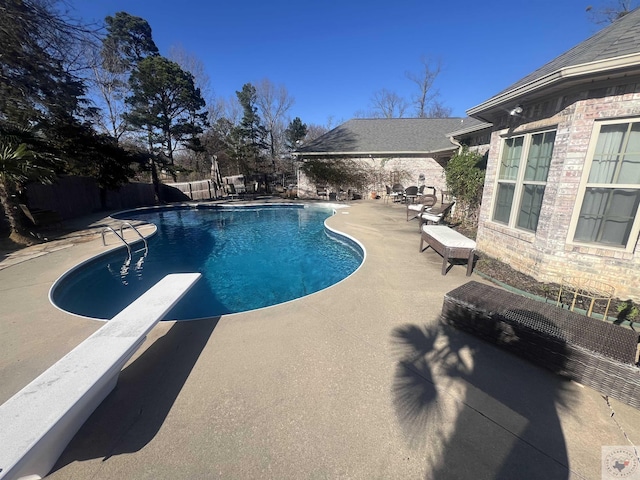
[418,201,455,228]
[317,186,328,200]
[406,194,437,221]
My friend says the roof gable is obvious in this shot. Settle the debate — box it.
[297,118,473,156]
[469,8,640,116]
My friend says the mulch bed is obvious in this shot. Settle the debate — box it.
[449,222,632,323]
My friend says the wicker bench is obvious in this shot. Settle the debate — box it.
[441,281,640,409]
[420,225,476,276]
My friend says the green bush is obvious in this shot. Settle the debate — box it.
[444,147,486,226]
[617,301,640,321]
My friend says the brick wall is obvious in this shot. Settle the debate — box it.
[476,83,640,301]
[297,156,452,200]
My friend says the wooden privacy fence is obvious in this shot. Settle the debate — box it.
[25,176,156,219]
[163,179,222,201]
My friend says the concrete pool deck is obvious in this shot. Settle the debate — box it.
[1,199,640,479]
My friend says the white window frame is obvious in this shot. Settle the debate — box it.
[491,128,556,232]
[568,118,640,252]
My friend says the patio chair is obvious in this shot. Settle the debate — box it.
[383,185,392,204]
[391,184,404,203]
[403,186,419,204]
[383,185,401,204]
[226,183,239,200]
[418,201,455,228]
[406,194,437,221]
[441,190,454,204]
[424,185,437,196]
[317,186,328,200]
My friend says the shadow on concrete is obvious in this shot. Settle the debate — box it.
[391,311,574,479]
[50,317,218,471]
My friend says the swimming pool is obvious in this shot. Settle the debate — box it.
[50,204,364,321]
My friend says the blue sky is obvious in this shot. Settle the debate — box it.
[70,0,604,127]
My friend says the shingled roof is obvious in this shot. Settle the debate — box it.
[296,118,474,157]
[468,7,640,116]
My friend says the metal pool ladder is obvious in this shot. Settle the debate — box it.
[101,222,149,262]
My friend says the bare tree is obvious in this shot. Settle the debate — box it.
[224,94,242,125]
[426,100,452,118]
[206,97,227,125]
[167,44,213,103]
[88,11,159,145]
[369,89,409,118]
[89,48,129,141]
[586,1,636,23]
[406,56,444,118]
[254,78,294,169]
[305,124,329,142]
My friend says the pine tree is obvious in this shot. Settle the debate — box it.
[230,83,269,175]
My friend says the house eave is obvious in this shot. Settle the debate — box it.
[467,52,640,117]
[293,148,457,158]
[447,122,493,137]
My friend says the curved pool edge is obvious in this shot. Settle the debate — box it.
[179,209,368,322]
[47,223,158,322]
[48,202,366,322]
[108,200,351,220]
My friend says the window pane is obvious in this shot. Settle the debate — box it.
[619,124,640,184]
[493,183,515,224]
[524,131,555,181]
[589,124,627,183]
[574,188,640,246]
[499,137,523,180]
[517,184,545,231]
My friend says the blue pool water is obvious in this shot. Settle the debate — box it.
[51,205,364,320]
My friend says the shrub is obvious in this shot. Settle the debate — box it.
[444,147,486,226]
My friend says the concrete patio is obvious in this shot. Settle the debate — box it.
[1,199,639,479]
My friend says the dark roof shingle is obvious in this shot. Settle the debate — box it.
[297,118,474,155]
[486,8,640,101]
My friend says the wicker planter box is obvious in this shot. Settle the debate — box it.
[441,281,640,408]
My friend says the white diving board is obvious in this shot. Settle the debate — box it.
[0,273,201,480]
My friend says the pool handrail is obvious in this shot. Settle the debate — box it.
[101,226,131,261]
[120,222,149,256]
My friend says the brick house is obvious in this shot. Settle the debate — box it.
[294,117,485,199]
[468,9,640,301]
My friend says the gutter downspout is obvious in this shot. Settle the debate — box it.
[449,136,463,154]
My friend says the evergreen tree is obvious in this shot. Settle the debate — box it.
[229,83,268,176]
[0,0,87,136]
[126,56,207,163]
[284,117,308,150]
[0,0,89,242]
[92,11,159,142]
[102,11,159,72]
[125,56,207,197]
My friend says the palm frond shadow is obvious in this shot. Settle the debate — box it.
[390,320,573,479]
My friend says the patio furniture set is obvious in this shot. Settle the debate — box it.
[390,185,640,410]
[390,186,474,277]
[384,184,437,205]
[317,186,361,201]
